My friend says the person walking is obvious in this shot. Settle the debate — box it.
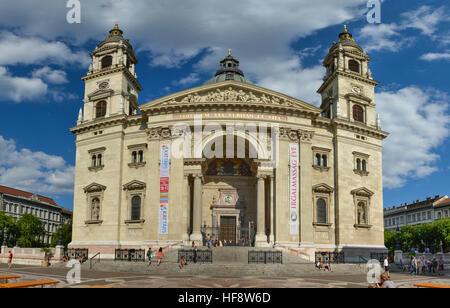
[157,247,163,266]
[147,247,153,266]
[179,256,187,269]
[8,251,13,269]
[383,256,390,278]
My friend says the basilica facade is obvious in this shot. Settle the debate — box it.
[69,25,389,261]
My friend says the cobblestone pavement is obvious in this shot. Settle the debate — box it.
[1,264,449,288]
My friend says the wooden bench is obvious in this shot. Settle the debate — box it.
[0,275,20,283]
[0,280,59,288]
[86,285,114,288]
[413,283,450,289]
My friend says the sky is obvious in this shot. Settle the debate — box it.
[0,0,449,211]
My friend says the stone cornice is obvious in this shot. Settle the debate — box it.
[331,118,389,140]
[317,70,379,94]
[82,66,142,91]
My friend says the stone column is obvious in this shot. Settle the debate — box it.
[182,174,191,245]
[190,174,203,245]
[269,175,275,245]
[255,175,269,247]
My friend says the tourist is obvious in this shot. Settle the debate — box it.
[223,239,227,247]
[191,241,195,248]
[325,261,332,272]
[376,273,397,288]
[438,256,444,276]
[427,259,432,273]
[383,256,390,278]
[432,257,438,274]
[241,237,245,247]
[147,247,153,265]
[8,251,13,269]
[157,247,163,266]
[228,240,232,247]
[179,256,187,269]
[193,246,198,264]
[219,240,223,247]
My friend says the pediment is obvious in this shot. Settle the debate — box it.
[123,180,146,191]
[140,81,321,115]
[88,89,114,100]
[351,187,374,197]
[312,183,334,194]
[83,183,107,193]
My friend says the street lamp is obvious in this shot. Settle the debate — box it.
[58,212,63,247]
[395,225,401,251]
[2,222,7,247]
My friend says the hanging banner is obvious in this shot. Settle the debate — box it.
[289,144,299,235]
[159,144,170,235]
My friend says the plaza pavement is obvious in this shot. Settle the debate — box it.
[1,263,449,288]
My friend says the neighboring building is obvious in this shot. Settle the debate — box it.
[384,195,450,230]
[70,24,388,260]
[0,185,72,244]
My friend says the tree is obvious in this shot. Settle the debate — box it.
[434,218,450,252]
[16,214,46,248]
[0,212,19,247]
[50,218,72,248]
[384,229,397,252]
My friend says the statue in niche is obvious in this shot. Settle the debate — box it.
[357,203,366,225]
[91,198,100,221]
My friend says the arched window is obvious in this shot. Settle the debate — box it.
[316,199,327,223]
[353,105,364,123]
[322,155,327,167]
[131,196,141,220]
[92,155,97,167]
[315,154,321,166]
[138,151,144,163]
[356,159,361,171]
[349,60,360,73]
[362,160,367,172]
[91,198,100,220]
[132,151,137,164]
[96,101,107,118]
[101,56,113,69]
[97,154,102,167]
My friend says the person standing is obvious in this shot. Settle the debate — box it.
[383,256,390,278]
[8,251,13,269]
[157,247,163,266]
[147,247,153,266]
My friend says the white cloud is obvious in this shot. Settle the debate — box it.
[0,136,74,195]
[172,73,201,87]
[0,67,48,102]
[0,31,89,67]
[420,52,450,61]
[32,66,68,84]
[376,87,450,188]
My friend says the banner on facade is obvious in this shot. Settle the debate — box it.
[159,144,170,235]
[289,144,299,235]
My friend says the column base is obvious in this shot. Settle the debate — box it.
[54,245,65,260]
[190,232,203,247]
[394,250,403,264]
[255,234,270,248]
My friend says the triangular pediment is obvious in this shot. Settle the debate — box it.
[123,180,146,191]
[140,81,321,115]
[83,183,107,193]
[88,89,114,100]
[351,187,374,197]
[313,183,334,194]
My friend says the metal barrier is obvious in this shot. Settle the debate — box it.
[370,252,391,264]
[178,249,213,264]
[315,251,345,264]
[66,248,89,262]
[115,249,146,262]
[248,251,283,264]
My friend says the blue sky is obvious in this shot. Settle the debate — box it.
[0,0,449,210]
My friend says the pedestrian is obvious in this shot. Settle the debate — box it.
[228,240,232,247]
[191,241,195,248]
[376,273,397,288]
[8,251,13,269]
[179,256,187,269]
[223,239,227,247]
[193,246,198,264]
[219,240,223,247]
[157,247,163,266]
[147,247,153,266]
[438,256,444,276]
[383,256,390,278]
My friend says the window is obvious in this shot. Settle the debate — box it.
[132,151,137,164]
[315,154,321,166]
[316,199,327,223]
[88,147,106,171]
[101,56,113,69]
[322,155,327,167]
[131,196,141,221]
[353,104,364,122]
[353,152,370,176]
[356,158,361,171]
[427,211,431,219]
[357,202,367,225]
[96,101,107,118]
[362,160,367,172]
[349,60,360,73]
[312,147,331,171]
[437,212,442,219]
[92,155,97,167]
[91,198,101,221]
[128,144,147,168]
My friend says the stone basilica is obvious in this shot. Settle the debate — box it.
[69,25,389,261]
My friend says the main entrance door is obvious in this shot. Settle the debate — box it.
[220,216,236,245]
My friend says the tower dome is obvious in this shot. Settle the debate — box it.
[204,49,253,85]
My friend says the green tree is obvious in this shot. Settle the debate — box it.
[50,218,72,248]
[384,229,397,252]
[434,218,450,252]
[0,212,19,247]
[16,214,46,248]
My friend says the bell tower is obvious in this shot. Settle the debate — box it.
[317,25,380,129]
[79,24,142,123]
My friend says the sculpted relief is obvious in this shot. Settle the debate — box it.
[160,87,296,107]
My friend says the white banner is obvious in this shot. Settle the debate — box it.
[289,144,299,235]
[159,144,170,235]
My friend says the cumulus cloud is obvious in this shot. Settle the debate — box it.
[0,67,48,102]
[376,87,450,188]
[0,135,74,195]
[32,66,68,84]
[420,52,450,61]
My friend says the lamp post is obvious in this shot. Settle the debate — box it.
[58,213,63,247]
[394,224,403,265]
[395,225,401,251]
[2,222,7,247]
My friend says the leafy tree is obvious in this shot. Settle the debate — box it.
[50,218,72,248]
[16,214,46,248]
[384,229,397,252]
[0,212,19,247]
